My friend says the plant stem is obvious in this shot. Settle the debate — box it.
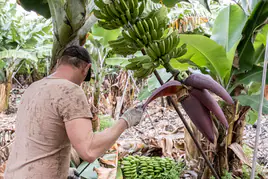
[163,62,179,76]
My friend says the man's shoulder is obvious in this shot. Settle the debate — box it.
[27,78,82,95]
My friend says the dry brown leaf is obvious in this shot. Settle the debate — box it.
[100,143,119,167]
[118,140,148,157]
[165,138,173,157]
[228,142,250,166]
[94,167,117,179]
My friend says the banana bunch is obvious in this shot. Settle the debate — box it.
[120,156,139,179]
[122,16,165,47]
[125,55,158,78]
[119,155,178,179]
[108,36,140,56]
[93,0,146,30]
[145,30,187,64]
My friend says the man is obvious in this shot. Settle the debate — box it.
[4,45,144,179]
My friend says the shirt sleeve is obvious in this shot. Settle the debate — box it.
[56,84,93,122]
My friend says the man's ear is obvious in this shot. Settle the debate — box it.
[87,63,91,70]
[83,63,91,75]
[56,59,61,68]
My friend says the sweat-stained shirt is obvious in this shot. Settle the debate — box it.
[4,77,93,179]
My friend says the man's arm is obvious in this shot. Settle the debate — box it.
[65,107,143,163]
[65,118,128,163]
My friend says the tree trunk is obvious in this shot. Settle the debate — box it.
[229,106,250,172]
[0,75,12,112]
[0,83,7,112]
[92,80,100,132]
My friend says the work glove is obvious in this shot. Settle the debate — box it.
[120,104,144,128]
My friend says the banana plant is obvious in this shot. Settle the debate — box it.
[0,1,53,112]
[18,0,98,71]
[83,25,121,131]
[0,50,38,111]
[92,0,267,178]
[175,0,268,176]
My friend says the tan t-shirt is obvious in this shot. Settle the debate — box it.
[4,78,93,179]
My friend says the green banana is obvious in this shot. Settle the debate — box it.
[158,27,165,39]
[129,0,135,12]
[142,19,150,32]
[169,35,174,51]
[119,0,128,11]
[128,28,138,39]
[152,29,158,40]
[141,35,148,45]
[105,5,117,18]
[98,20,118,30]
[120,14,128,24]
[147,18,154,31]
[146,32,152,43]
[139,0,145,16]
[142,63,154,69]
[109,3,120,17]
[132,7,139,20]
[181,43,187,49]
[133,24,142,39]
[159,40,166,55]
[94,0,106,9]
[153,16,159,29]
[114,18,123,26]
[126,63,139,70]
[134,68,152,78]
[93,9,110,20]
[122,30,135,43]
[135,39,144,48]
[114,0,124,14]
[166,37,171,52]
[177,48,187,57]
[125,9,132,21]
[137,21,146,35]
[134,0,139,7]
[152,42,161,57]
[146,46,158,60]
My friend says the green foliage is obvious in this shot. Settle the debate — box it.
[91,23,121,47]
[210,4,247,62]
[236,0,268,73]
[210,170,232,179]
[229,65,268,93]
[247,82,262,95]
[242,164,263,179]
[234,95,268,114]
[0,1,53,50]
[105,57,130,67]
[245,109,258,125]
[151,0,188,8]
[178,34,232,84]
[138,86,152,101]
[99,115,115,131]
[19,0,51,18]
[137,69,173,101]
